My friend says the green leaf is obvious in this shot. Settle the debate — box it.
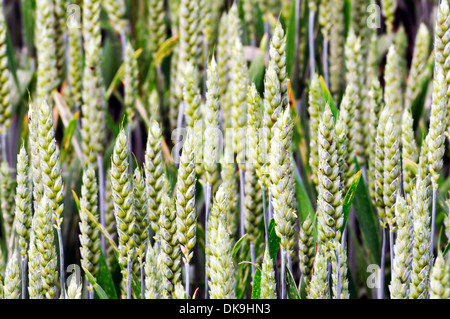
[249,34,268,93]
[61,112,80,163]
[251,269,262,299]
[72,190,119,255]
[235,239,252,299]
[299,276,308,299]
[154,34,179,66]
[352,161,381,264]
[319,76,339,120]
[95,251,118,299]
[286,267,301,299]
[444,242,450,257]
[292,160,315,224]
[83,267,109,299]
[232,234,247,259]
[106,48,143,99]
[344,0,352,38]
[268,219,281,261]
[341,170,362,233]
[285,0,297,77]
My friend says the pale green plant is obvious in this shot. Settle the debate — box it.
[3,252,21,299]
[389,195,413,299]
[159,193,181,299]
[144,242,161,299]
[298,214,315,292]
[260,247,276,299]
[14,145,32,258]
[429,254,450,299]
[317,105,343,245]
[308,74,324,187]
[0,161,14,240]
[0,0,12,131]
[307,244,329,299]
[145,120,164,242]
[79,167,100,278]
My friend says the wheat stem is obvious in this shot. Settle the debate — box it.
[431,188,437,258]
[97,154,107,256]
[379,227,386,299]
[281,247,286,299]
[21,256,26,299]
[309,9,316,81]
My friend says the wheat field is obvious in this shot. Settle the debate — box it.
[0,0,448,300]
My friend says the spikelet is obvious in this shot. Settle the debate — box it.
[344,30,364,166]
[208,218,235,299]
[434,0,450,82]
[339,85,357,193]
[375,108,389,228]
[173,282,186,299]
[144,120,164,242]
[133,166,149,271]
[220,160,238,241]
[81,0,106,166]
[171,0,201,130]
[408,179,432,299]
[27,231,43,299]
[36,0,57,104]
[66,276,82,299]
[381,0,397,36]
[329,0,345,101]
[144,243,161,299]
[368,79,383,201]
[307,244,329,299]
[217,13,231,128]
[124,41,139,123]
[3,252,21,299]
[389,195,413,299]
[317,105,343,245]
[28,105,43,207]
[176,132,197,264]
[429,254,450,299]
[245,84,264,253]
[159,193,181,299]
[401,108,419,203]
[405,24,430,108]
[230,37,249,167]
[331,243,350,299]
[319,1,332,40]
[243,0,257,43]
[260,247,276,299]
[14,145,32,258]
[335,117,349,193]
[0,1,12,131]
[102,0,126,33]
[384,45,403,122]
[0,161,14,239]
[383,115,400,230]
[308,74,324,187]
[111,129,137,285]
[37,101,64,229]
[32,198,58,299]
[79,167,100,278]
[298,214,315,291]
[148,0,167,55]
[426,70,447,189]
[206,184,227,279]
[270,108,297,250]
[66,10,83,112]
[261,60,283,186]
[269,22,288,109]
[203,58,220,185]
